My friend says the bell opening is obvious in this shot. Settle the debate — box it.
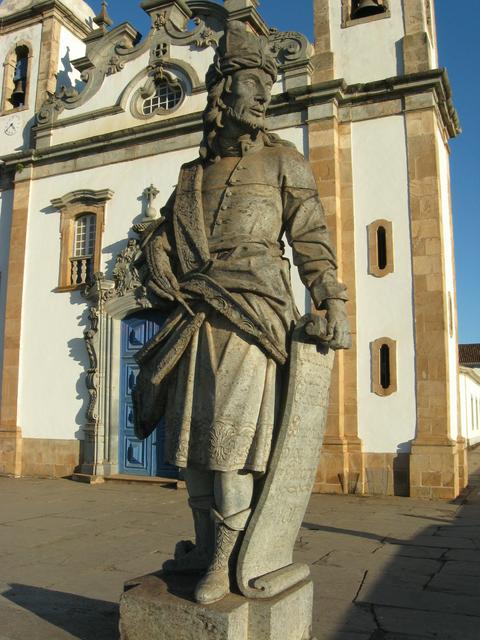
[352,0,387,20]
[9,46,29,109]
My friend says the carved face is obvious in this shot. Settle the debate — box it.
[223,68,273,133]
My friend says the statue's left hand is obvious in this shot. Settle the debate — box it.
[324,299,352,350]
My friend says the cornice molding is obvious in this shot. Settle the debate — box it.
[0,0,93,38]
[51,188,114,210]
[460,366,480,386]
[1,68,460,172]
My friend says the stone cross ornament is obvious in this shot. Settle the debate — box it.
[131,20,351,608]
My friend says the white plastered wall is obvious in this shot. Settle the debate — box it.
[277,124,310,313]
[459,369,480,446]
[20,146,194,440]
[436,127,459,441]
[0,188,13,404]
[352,115,416,453]
[0,23,42,155]
[19,126,307,441]
[329,1,405,84]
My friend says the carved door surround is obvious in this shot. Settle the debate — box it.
[81,232,155,476]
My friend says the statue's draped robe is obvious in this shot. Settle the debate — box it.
[133,138,347,473]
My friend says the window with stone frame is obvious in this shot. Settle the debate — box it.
[371,337,397,396]
[132,67,185,120]
[367,219,394,277]
[71,214,97,286]
[341,0,390,28]
[1,43,32,113]
[51,189,113,291]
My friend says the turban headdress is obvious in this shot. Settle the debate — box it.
[206,21,278,90]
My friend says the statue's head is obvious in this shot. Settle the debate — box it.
[200,21,278,161]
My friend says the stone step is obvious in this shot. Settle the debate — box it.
[71,472,186,489]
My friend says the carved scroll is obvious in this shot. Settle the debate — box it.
[237,315,335,599]
[83,306,99,425]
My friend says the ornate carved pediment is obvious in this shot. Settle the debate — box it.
[36,1,223,126]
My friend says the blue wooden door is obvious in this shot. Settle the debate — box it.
[119,312,177,478]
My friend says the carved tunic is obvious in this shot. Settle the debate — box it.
[133,137,346,472]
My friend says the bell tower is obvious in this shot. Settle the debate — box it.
[0,0,94,152]
[310,0,464,498]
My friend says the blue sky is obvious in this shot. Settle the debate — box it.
[89,1,478,343]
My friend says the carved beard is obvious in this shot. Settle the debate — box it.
[224,105,266,133]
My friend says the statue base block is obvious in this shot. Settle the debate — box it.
[119,572,316,640]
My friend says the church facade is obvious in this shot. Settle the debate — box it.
[0,0,465,498]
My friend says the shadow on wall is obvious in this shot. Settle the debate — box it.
[2,584,118,640]
[395,38,404,76]
[14,112,37,151]
[56,46,85,94]
[67,301,92,433]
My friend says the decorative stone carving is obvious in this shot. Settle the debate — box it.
[268,28,311,64]
[144,184,160,220]
[84,306,99,425]
[154,11,168,30]
[80,215,156,475]
[35,1,223,126]
[106,54,125,76]
[111,239,143,298]
[36,92,65,125]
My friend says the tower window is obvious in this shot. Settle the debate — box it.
[342,0,390,28]
[368,219,394,278]
[351,0,387,20]
[371,337,397,396]
[2,43,31,113]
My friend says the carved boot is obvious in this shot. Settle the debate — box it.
[163,496,214,574]
[194,507,250,605]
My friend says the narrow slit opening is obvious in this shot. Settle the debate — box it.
[377,225,387,271]
[380,344,391,390]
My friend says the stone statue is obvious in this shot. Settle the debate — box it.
[132,21,350,607]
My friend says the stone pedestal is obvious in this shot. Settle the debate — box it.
[119,572,316,640]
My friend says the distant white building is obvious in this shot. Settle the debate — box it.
[0,0,465,498]
[459,345,480,447]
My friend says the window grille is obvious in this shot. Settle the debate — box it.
[142,80,182,115]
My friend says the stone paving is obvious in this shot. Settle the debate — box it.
[1,447,479,640]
